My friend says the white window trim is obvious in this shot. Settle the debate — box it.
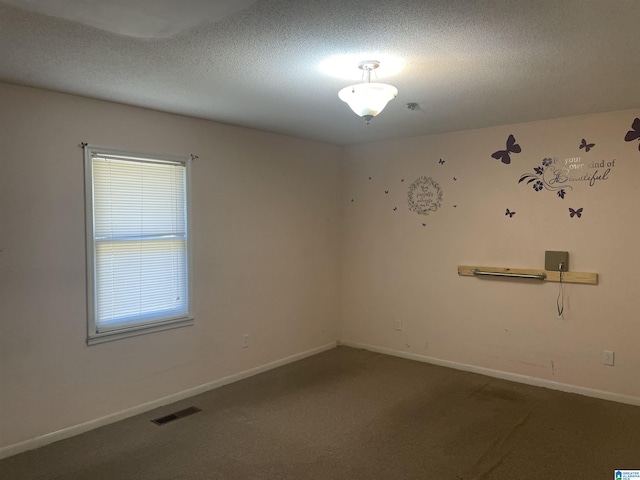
[84,145,194,345]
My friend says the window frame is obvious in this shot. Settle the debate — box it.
[84,145,194,345]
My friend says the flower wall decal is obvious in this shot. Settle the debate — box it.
[519,158,573,198]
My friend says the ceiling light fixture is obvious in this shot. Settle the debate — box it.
[338,61,398,124]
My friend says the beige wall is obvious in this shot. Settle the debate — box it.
[2,81,639,453]
[340,109,640,399]
[0,83,343,449]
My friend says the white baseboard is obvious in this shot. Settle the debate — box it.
[0,342,337,460]
[339,340,640,407]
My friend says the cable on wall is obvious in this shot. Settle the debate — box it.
[557,263,565,316]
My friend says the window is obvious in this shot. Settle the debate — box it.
[84,145,193,344]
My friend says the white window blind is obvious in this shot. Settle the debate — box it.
[85,146,192,344]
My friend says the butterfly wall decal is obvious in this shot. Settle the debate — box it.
[491,134,521,164]
[439,159,445,165]
[385,190,389,194]
[579,138,595,152]
[505,208,515,218]
[569,207,583,218]
[393,207,398,211]
[625,118,640,151]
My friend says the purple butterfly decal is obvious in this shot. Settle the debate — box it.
[439,159,445,165]
[579,138,595,152]
[492,134,521,164]
[505,208,515,218]
[557,189,566,199]
[569,207,583,218]
[625,118,640,151]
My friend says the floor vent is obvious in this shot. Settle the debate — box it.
[151,406,202,426]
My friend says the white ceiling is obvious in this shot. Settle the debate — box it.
[1,0,639,146]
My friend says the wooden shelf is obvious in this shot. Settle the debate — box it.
[457,265,598,285]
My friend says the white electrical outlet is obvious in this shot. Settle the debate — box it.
[394,319,402,331]
[603,350,614,366]
[243,334,249,348]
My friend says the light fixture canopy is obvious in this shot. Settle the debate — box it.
[338,60,398,124]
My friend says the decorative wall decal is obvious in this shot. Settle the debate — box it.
[579,138,595,152]
[505,208,516,218]
[569,207,583,218]
[519,158,572,196]
[625,118,640,151]
[453,177,457,181]
[393,207,398,211]
[439,159,445,165]
[407,176,443,215]
[521,154,616,194]
[422,223,427,227]
[385,190,389,194]
[400,178,405,182]
[491,134,521,164]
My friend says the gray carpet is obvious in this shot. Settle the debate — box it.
[2,346,639,479]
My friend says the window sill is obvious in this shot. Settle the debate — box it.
[87,316,194,345]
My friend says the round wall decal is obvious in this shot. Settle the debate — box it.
[407,176,443,215]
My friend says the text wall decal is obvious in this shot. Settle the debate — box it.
[407,176,443,216]
[519,154,615,199]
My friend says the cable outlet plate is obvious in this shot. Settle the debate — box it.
[545,251,569,271]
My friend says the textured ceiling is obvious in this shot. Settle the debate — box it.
[1,0,639,146]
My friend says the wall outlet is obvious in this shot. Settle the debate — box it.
[603,350,614,366]
[394,319,402,331]
[242,334,249,348]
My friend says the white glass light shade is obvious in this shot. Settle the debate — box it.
[338,82,398,123]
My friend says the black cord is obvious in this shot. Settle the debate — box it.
[557,265,564,316]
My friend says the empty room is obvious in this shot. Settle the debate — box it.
[1,1,639,479]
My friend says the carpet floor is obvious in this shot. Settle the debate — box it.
[2,346,639,479]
